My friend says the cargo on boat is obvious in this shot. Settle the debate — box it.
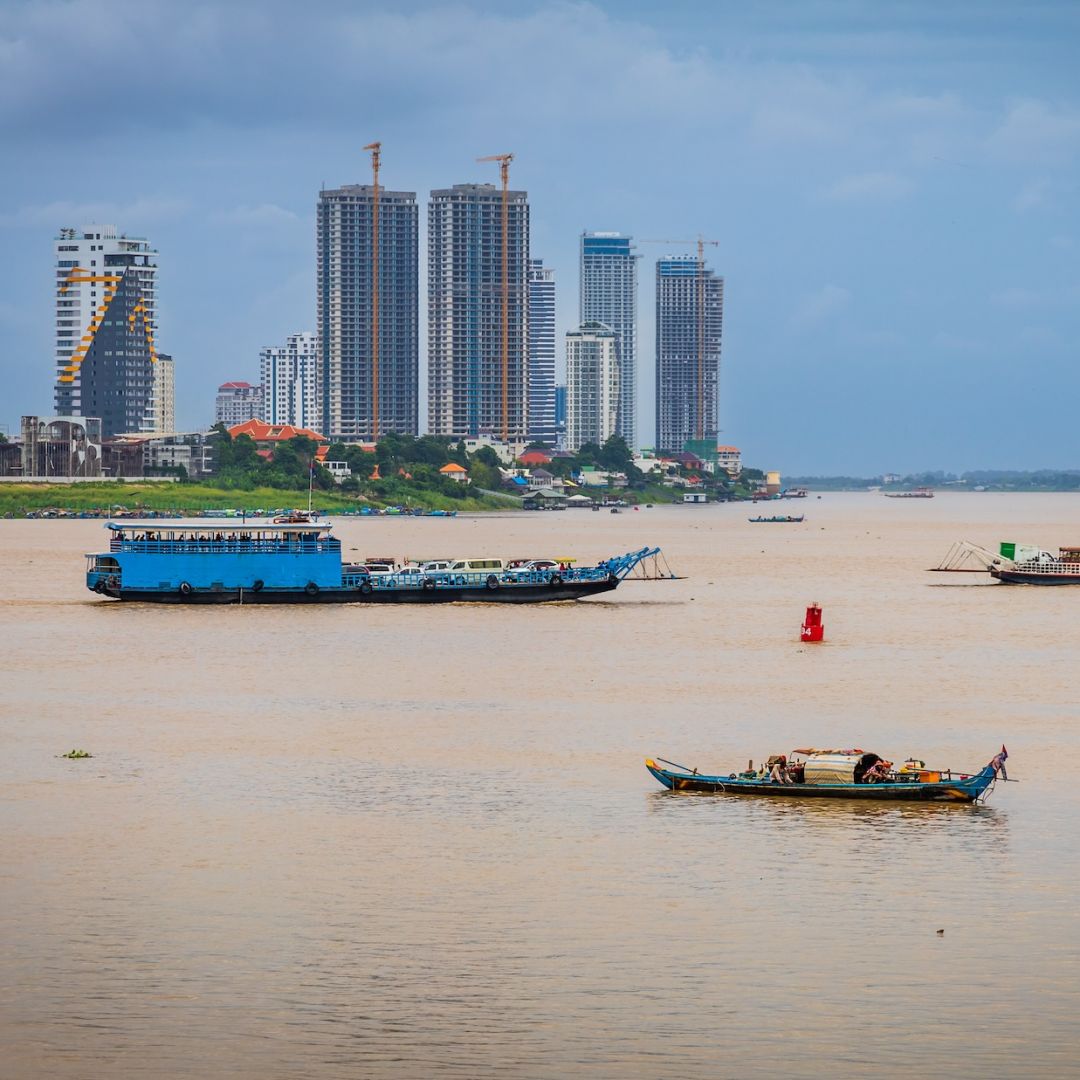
[84,520,661,604]
[645,746,1008,802]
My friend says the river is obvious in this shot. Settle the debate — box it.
[1,493,1078,1078]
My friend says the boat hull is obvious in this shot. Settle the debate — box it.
[645,761,996,803]
[990,569,1080,586]
[97,578,620,604]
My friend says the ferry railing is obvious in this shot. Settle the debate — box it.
[110,538,341,555]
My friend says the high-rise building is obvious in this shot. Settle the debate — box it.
[580,232,639,448]
[54,224,162,438]
[428,183,529,440]
[655,256,724,452]
[260,332,320,430]
[527,258,556,445]
[317,184,419,441]
[215,382,264,427]
[566,322,619,452]
[152,353,175,433]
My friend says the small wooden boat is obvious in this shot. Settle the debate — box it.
[749,515,804,523]
[645,748,1006,803]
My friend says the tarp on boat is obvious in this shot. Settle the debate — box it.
[803,752,881,785]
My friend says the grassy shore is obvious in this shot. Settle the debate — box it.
[0,482,517,516]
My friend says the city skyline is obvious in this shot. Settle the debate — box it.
[1,2,1077,471]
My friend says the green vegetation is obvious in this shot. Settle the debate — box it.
[785,470,1080,492]
[60,749,92,759]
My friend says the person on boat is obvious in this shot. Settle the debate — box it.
[990,746,1009,780]
[863,761,884,783]
[768,756,793,784]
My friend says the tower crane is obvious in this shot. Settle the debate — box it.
[364,141,382,440]
[640,235,720,442]
[477,152,514,442]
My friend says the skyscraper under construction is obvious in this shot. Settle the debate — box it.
[317,184,419,441]
[427,183,529,440]
[655,255,724,453]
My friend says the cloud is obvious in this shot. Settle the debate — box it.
[793,284,851,326]
[986,100,1080,163]
[820,171,913,202]
[1014,179,1055,212]
[213,204,301,227]
[0,196,189,228]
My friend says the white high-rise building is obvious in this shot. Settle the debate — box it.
[580,232,638,448]
[527,259,556,445]
[260,332,320,430]
[54,223,161,438]
[566,322,619,452]
[215,382,264,427]
[152,353,175,433]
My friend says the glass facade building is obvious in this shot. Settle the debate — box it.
[655,256,724,453]
[580,233,638,448]
[317,185,418,441]
[428,183,530,440]
[54,224,161,438]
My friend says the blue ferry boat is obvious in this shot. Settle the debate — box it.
[85,520,660,604]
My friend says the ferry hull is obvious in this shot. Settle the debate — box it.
[990,569,1080,585]
[97,578,620,604]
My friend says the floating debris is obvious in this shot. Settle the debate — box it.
[60,749,93,759]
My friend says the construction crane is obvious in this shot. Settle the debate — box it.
[640,235,720,442]
[477,152,514,442]
[364,141,382,441]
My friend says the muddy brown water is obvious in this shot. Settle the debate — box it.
[2,494,1078,1078]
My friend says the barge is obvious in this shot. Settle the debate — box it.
[932,540,1080,585]
[85,520,660,604]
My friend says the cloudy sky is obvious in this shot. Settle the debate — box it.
[1,0,1077,472]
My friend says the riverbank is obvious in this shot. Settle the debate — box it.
[0,482,517,516]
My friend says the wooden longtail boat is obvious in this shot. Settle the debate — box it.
[645,749,1005,803]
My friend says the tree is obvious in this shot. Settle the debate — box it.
[597,435,632,471]
[472,445,501,469]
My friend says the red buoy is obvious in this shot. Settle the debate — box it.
[801,603,824,643]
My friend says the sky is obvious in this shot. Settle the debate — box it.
[1,0,1078,474]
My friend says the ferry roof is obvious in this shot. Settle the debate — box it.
[106,519,332,532]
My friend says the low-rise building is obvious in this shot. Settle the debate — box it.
[439,462,469,483]
[215,382,264,427]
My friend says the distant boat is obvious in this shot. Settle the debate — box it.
[645,748,1006,803]
[884,487,934,498]
[749,515,804,523]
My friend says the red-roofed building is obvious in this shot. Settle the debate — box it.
[519,449,552,467]
[227,419,327,445]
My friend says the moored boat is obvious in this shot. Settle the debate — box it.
[85,520,662,604]
[884,487,934,498]
[645,747,1007,802]
[749,515,804,523]
[932,540,1080,585]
